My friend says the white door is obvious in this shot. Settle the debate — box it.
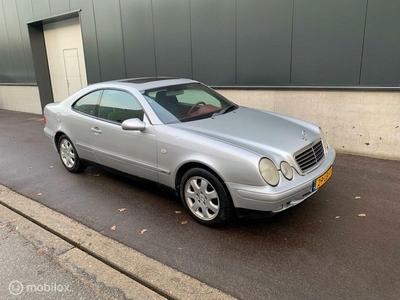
[63,48,83,95]
[43,18,87,102]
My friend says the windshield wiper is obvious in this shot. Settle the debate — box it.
[213,105,238,117]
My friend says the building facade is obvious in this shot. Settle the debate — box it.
[0,0,399,159]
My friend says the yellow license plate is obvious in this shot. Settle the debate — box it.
[312,166,333,191]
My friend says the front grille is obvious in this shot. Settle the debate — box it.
[295,141,325,173]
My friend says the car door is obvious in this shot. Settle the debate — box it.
[90,89,158,181]
[68,90,102,162]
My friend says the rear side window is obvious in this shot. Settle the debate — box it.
[72,90,102,116]
[98,90,144,123]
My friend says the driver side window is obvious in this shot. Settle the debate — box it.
[176,89,221,107]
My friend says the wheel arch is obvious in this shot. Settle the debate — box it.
[54,131,67,152]
[175,162,229,195]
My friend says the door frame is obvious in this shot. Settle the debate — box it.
[27,10,82,112]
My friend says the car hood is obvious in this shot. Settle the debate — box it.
[170,107,320,159]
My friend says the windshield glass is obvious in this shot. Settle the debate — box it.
[142,83,236,124]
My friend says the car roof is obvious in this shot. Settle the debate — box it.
[90,77,198,93]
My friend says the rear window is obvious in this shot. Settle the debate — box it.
[72,90,102,116]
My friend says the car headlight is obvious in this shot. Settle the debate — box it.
[259,158,279,186]
[280,161,293,180]
[319,127,329,152]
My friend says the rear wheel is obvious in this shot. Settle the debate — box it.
[58,135,85,173]
[180,168,234,227]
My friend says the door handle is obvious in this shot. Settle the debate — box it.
[91,126,102,134]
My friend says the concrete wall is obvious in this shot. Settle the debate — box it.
[0,85,42,115]
[0,85,398,160]
[217,89,400,160]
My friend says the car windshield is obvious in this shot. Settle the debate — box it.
[142,83,236,124]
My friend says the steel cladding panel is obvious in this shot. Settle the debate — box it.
[70,0,102,83]
[191,0,235,85]
[92,0,126,81]
[49,0,70,16]
[0,1,16,82]
[1,0,400,88]
[152,0,192,78]
[237,0,293,85]
[16,0,36,83]
[2,0,28,83]
[120,0,156,78]
[31,0,51,20]
[291,0,367,85]
[360,1,400,86]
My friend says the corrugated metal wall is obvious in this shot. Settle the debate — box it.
[0,0,399,87]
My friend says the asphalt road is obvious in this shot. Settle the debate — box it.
[1,109,399,300]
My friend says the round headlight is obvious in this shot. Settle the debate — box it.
[319,127,329,151]
[280,161,293,180]
[259,158,279,186]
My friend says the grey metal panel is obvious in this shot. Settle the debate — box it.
[291,0,367,85]
[237,0,293,85]
[0,54,3,82]
[49,0,71,15]
[191,0,235,85]
[360,0,400,86]
[31,0,51,20]
[0,0,394,89]
[16,0,36,83]
[0,1,15,83]
[120,0,156,78]
[152,0,192,78]
[28,22,53,111]
[70,0,101,84]
[92,0,126,81]
[41,10,79,25]
[2,0,29,83]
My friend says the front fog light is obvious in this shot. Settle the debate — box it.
[280,161,293,180]
[259,158,279,186]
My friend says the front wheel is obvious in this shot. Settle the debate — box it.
[180,168,234,227]
[58,135,85,173]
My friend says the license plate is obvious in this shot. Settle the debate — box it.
[312,166,333,192]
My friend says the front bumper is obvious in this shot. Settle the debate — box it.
[226,148,336,212]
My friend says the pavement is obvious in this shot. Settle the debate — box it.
[0,185,233,299]
[0,201,131,300]
[1,108,400,299]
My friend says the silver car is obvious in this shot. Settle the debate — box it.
[44,78,335,227]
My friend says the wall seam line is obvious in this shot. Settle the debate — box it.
[118,0,127,79]
[289,0,295,85]
[150,0,157,77]
[358,0,369,85]
[189,0,193,79]
[91,0,102,82]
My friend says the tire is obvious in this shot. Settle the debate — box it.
[180,168,234,227]
[57,135,85,173]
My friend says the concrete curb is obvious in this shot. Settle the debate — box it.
[0,204,164,299]
[0,185,235,300]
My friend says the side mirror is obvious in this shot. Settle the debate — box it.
[121,118,146,131]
